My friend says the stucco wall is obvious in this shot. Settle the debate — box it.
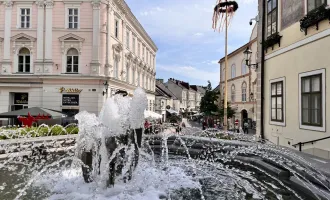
[264,35,330,151]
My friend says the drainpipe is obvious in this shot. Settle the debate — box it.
[260,0,266,139]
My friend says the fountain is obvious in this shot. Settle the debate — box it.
[0,87,330,200]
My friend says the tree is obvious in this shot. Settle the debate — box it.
[200,81,219,116]
[219,100,236,119]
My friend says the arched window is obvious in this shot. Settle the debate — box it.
[231,64,236,78]
[222,86,225,97]
[242,82,247,102]
[66,48,79,73]
[126,62,129,83]
[113,59,119,78]
[18,48,31,73]
[231,84,236,102]
[241,60,247,75]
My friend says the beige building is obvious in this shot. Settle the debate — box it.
[258,0,330,158]
[219,25,258,129]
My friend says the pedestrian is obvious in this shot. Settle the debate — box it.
[144,120,150,134]
[243,121,249,134]
[202,121,206,130]
[182,122,186,128]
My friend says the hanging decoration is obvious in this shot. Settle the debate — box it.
[212,0,239,32]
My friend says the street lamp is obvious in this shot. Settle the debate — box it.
[103,81,109,96]
[243,46,258,70]
[249,92,254,101]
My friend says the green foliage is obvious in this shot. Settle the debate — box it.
[200,81,220,116]
[219,101,236,119]
[0,125,79,140]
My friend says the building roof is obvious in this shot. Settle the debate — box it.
[213,84,220,92]
[156,81,178,100]
[156,87,170,98]
[168,78,190,90]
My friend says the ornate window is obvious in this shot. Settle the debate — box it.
[231,84,236,102]
[267,0,278,37]
[11,33,36,73]
[242,82,247,102]
[66,48,79,73]
[231,64,236,78]
[18,48,30,73]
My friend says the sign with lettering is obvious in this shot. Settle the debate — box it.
[281,0,304,30]
[62,94,79,106]
[14,93,28,104]
[59,87,83,94]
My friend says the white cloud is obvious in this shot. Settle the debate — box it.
[194,32,204,36]
[137,0,257,41]
[158,64,219,83]
[140,6,165,16]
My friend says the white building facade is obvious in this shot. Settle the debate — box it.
[0,0,157,125]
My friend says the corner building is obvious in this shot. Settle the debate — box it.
[0,0,157,124]
[258,0,330,158]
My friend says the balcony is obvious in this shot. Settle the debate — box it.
[300,5,330,35]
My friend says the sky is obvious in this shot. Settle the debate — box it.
[125,0,258,88]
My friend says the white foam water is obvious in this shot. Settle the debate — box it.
[34,158,200,200]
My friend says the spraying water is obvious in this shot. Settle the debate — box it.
[0,88,329,200]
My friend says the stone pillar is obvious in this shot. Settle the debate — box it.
[2,1,13,74]
[105,5,112,77]
[44,0,53,73]
[90,0,101,75]
[35,1,45,74]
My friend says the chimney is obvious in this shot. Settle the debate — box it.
[156,79,164,83]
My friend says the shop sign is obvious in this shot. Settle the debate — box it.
[59,87,83,94]
[14,93,28,104]
[62,94,79,106]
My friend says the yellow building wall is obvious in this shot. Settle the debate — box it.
[264,34,330,153]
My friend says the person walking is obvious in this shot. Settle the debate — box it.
[243,121,249,134]
[202,121,206,130]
